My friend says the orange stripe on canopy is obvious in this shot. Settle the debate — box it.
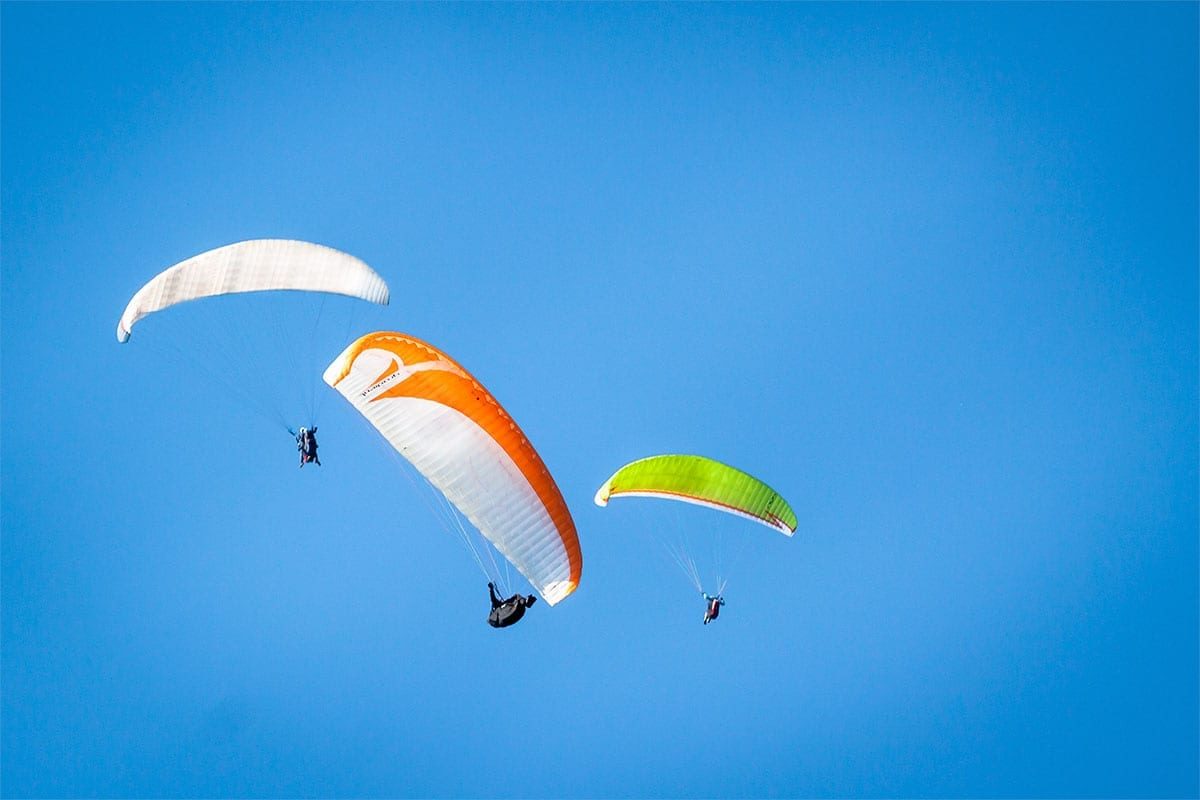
[328,331,582,597]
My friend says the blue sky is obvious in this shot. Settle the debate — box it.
[2,3,1196,798]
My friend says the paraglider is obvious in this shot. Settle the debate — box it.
[595,454,796,625]
[116,239,389,454]
[323,331,582,624]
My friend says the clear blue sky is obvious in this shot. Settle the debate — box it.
[3,3,1196,798]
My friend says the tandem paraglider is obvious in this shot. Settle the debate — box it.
[116,240,390,453]
[290,426,320,467]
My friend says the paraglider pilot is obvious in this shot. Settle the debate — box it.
[291,426,321,467]
[702,592,725,625]
[488,582,536,628]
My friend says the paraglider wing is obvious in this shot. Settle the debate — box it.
[594,454,798,535]
[116,239,390,342]
[323,332,582,605]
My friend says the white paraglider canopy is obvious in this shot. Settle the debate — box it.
[117,239,389,343]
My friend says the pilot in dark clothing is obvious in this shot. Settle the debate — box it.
[488,582,537,628]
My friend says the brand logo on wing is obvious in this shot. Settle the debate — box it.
[360,366,407,399]
[357,356,468,402]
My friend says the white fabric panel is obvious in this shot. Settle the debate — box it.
[117,239,389,342]
[325,346,574,605]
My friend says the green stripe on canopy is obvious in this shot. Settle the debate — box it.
[594,454,797,535]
